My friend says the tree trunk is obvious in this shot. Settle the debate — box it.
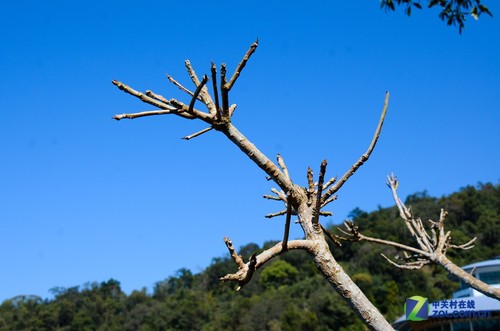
[297,203,394,330]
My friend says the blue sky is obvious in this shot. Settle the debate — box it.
[1,1,499,301]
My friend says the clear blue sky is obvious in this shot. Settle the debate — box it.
[1,1,499,302]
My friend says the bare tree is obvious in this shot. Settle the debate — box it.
[112,41,394,330]
[338,174,500,300]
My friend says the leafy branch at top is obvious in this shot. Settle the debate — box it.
[380,0,492,33]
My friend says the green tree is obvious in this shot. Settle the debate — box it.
[260,260,299,289]
[380,0,492,32]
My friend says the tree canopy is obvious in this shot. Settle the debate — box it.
[380,0,492,32]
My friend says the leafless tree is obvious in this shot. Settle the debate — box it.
[338,174,500,300]
[112,40,395,330]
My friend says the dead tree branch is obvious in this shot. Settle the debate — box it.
[337,174,500,300]
[323,92,389,200]
[112,42,395,330]
[277,154,290,180]
[220,237,313,290]
[312,160,327,225]
[282,195,293,251]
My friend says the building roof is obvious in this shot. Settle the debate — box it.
[461,256,500,271]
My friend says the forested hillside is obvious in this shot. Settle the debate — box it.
[1,183,498,330]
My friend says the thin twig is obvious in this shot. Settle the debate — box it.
[166,75,200,100]
[313,160,327,224]
[226,39,259,91]
[145,90,169,104]
[282,195,292,251]
[321,224,342,247]
[265,210,287,218]
[449,237,476,250]
[323,177,337,190]
[184,60,215,113]
[188,75,209,114]
[263,194,281,201]
[220,240,312,290]
[271,188,287,202]
[380,253,428,270]
[169,98,212,123]
[221,64,229,116]
[229,104,237,117]
[182,127,213,140]
[210,62,220,118]
[307,167,314,193]
[112,80,177,111]
[113,109,195,121]
[324,92,389,199]
[277,154,290,179]
[321,195,338,208]
[357,233,432,257]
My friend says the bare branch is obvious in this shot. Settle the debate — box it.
[169,98,212,123]
[220,253,257,291]
[326,92,390,197]
[265,210,287,218]
[220,239,313,290]
[166,75,200,100]
[113,109,195,121]
[449,237,477,250]
[320,224,342,247]
[323,177,337,191]
[341,221,361,241]
[188,75,209,114]
[357,232,431,258]
[387,174,429,251]
[184,60,215,113]
[436,254,500,299]
[228,104,237,117]
[382,175,500,299]
[271,188,287,202]
[223,237,245,269]
[112,80,177,111]
[225,39,259,91]
[182,127,213,140]
[307,167,315,197]
[321,195,338,208]
[313,160,327,224]
[380,253,429,270]
[221,123,295,194]
[113,44,401,327]
[282,195,292,250]
[263,194,281,201]
[220,64,229,116]
[277,154,290,179]
[145,90,169,104]
[210,62,221,118]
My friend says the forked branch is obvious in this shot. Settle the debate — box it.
[112,42,396,330]
[337,175,500,300]
[220,237,313,290]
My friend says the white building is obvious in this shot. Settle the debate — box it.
[393,257,500,331]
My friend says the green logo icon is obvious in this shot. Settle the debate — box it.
[405,296,429,321]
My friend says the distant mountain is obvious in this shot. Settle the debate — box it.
[1,183,498,330]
